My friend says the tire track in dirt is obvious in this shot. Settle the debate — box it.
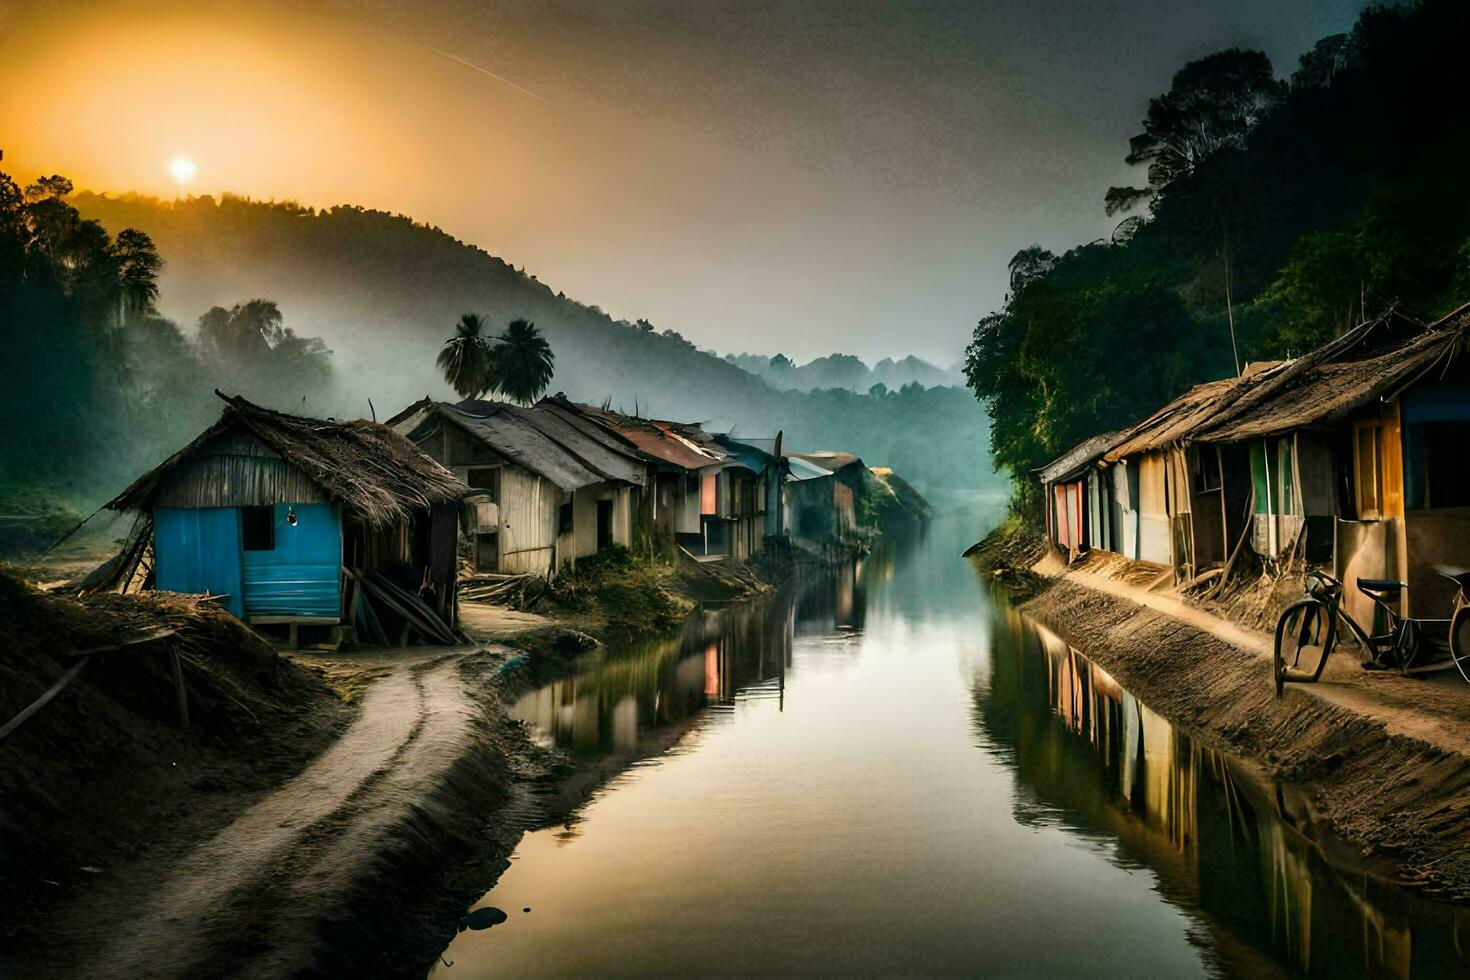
[86,660,473,978]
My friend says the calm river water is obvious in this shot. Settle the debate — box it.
[434,514,1468,977]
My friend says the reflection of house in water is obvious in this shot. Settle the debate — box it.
[511,589,797,762]
[980,611,1468,978]
[795,559,866,635]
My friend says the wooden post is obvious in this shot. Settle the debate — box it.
[170,650,190,729]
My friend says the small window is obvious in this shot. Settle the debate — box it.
[467,467,500,502]
[475,531,499,571]
[559,502,574,534]
[241,505,274,551]
[1192,447,1221,493]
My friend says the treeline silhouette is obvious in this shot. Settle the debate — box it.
[722,352,961,393]
[966,0,1470,509]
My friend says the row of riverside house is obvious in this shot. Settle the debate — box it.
[93,389,912,647]
[1038,305,1470,626]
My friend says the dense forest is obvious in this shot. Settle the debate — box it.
[966,0,1470,511]
[0,180,995,535]
[0,176,338,528]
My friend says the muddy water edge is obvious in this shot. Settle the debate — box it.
[413,514,1469,978]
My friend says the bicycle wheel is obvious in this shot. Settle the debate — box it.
[1450,604,1470,684]
[1274,599,1332,697]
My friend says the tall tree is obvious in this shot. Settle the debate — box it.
[111,228,162,321]
[492,318,555,405]
[1105,49,1285,215]
[437,312,497,399]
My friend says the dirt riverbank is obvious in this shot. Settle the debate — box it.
[1017,576,1470,900]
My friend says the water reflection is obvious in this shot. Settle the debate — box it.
[433,518,1468,978]
[978,606,1470,978]
[508,564,870,764]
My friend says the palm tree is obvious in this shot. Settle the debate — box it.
[437,313,497,399]
[492,318,555,405]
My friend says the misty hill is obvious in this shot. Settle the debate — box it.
[722,352,962,393]
[69,192,996,493]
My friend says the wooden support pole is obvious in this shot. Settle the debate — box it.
[170,650,190,729]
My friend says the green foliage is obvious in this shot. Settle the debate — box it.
[0,168,339,504]
[493,318,554,405]
[967,0,1470,505]
[1256,230,1371,352]
[438,313,497,399]
[544,545,694,637]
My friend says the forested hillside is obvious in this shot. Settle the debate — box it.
[966,0,1470,510]
[0,186,995,509]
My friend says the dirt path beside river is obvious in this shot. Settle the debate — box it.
[82,658,476,977]
[1020,577,1470,900]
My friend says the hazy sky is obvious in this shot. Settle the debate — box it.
[0,0,1367,365]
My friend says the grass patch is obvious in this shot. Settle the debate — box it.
[542,545,695,639]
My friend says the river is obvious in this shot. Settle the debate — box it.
[433,513,1469,977]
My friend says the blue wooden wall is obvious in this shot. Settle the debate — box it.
[153,503,342,621]
[154,507,246,618]
[241,503,342,619]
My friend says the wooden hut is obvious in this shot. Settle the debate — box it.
[388,397,645,575]
[106,394,466,646]
[1038,431,1119,561]
[712,434,783,560]
[1196,313,1470,617]
[554,402,723,550]
[783,451,866,543]
[782,455,840,554]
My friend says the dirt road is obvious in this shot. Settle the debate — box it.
[84,658,476,978]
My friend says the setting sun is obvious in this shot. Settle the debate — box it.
[168,156,196,185]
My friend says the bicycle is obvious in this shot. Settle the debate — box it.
[1273,567,1470,697]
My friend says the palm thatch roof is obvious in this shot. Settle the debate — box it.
[1098,306,1464,461]
[107,393,466,527]
[1201,323,1467,442]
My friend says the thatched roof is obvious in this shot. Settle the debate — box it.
[108,393,466,527]
[1201,324,1466,442]
[1039,305,1469,476]
[1100,307,1464,461]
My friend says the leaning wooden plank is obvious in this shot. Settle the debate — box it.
[366,574,457,643]
[64,629,178,658]
[359,586,391,647]
[0,660,89,742]
[360,577,455,645]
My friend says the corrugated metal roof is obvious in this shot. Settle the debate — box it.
[713,435,774,473]
[783,450,864,472]
[512,402,647,486]
[784,456,832,482]
[436,402,606,492]
[1038,430,1124,484]
[562,402,727,471]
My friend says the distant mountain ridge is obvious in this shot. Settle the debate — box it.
[722,351,963,392]
[71,191,995,491]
